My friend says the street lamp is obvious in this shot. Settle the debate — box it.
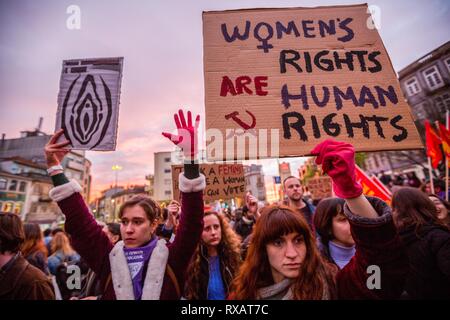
[112,165,122,221]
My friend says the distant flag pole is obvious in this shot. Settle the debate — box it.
[446,110,449,201]
[436,113,450,201]
[428,157,435,194]
[425,120,442,195]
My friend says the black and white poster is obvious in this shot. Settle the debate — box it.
[55,57,124,151]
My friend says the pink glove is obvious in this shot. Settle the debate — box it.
[310,139,363,199]
[162,109,200,160]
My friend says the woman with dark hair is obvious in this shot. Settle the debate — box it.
[232,204,336,299]
[313,198,355,269]
[231,140,408,300]
[184,211,241,300]
[428,194,450,226]
[103,222,122,244]
[0,213,55,299]
[391,187,450,299]
[22,223,50,275]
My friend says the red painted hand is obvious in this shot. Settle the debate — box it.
[162,109,200,160]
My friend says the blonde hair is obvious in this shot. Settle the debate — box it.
[50,232,76,256]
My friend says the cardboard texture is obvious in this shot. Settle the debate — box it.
[306,176,332,200]
[203,4,422,160]
[56,57,124,151]
[172,163,245,201]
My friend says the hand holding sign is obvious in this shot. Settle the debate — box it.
[162,109,200,161]
[45,129,71,168]
[311,139,363,199]
[56,57,123,151]
[245,191,259,218]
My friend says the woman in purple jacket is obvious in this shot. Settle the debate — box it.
[44,109,204,300]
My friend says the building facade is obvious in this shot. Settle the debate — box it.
[0,128,92,201]
[363,41,450,177]
[399,41,450,131]
[153,151,174,202]
[0,158,63,227]
[92,185,146,223]
[145,174,154,198]
[244,164,266,201]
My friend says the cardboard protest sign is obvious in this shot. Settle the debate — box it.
[56,57,124,150]
[172,164,245,201]
[203,5,422,161]
[306,176,332,200]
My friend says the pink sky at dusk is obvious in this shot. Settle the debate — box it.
[1,0,449,200]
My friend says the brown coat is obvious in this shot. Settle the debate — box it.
[0,254,55,300]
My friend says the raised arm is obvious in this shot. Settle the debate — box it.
[245,191,261,220]
[311,139,408,299]
[45,129,113,274]
[162,110,205,285]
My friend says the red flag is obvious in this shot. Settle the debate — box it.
[425,121,442,169]
[438,122,450,158]
[355,165,391,204]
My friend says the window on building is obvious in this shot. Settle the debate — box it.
[8,180,17,191]
[445,57,450,74]
[405,77,421,96]
[164,190,172,196]
[164,179,171,185]
[434,93,450,114]
[19,181,27,192]
[164,168,171,173]
[164,157,171,163]
[423,66,443,90]
[0,178,6,190]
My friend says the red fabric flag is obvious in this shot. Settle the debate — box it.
[355,165,391,204]
[438,122,450,158]
[425,121,443,169]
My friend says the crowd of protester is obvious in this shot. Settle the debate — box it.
[1,110,449,300]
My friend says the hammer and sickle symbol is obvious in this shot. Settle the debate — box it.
[224,110,256,130]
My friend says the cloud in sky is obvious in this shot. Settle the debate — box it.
[1,0,449,198]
